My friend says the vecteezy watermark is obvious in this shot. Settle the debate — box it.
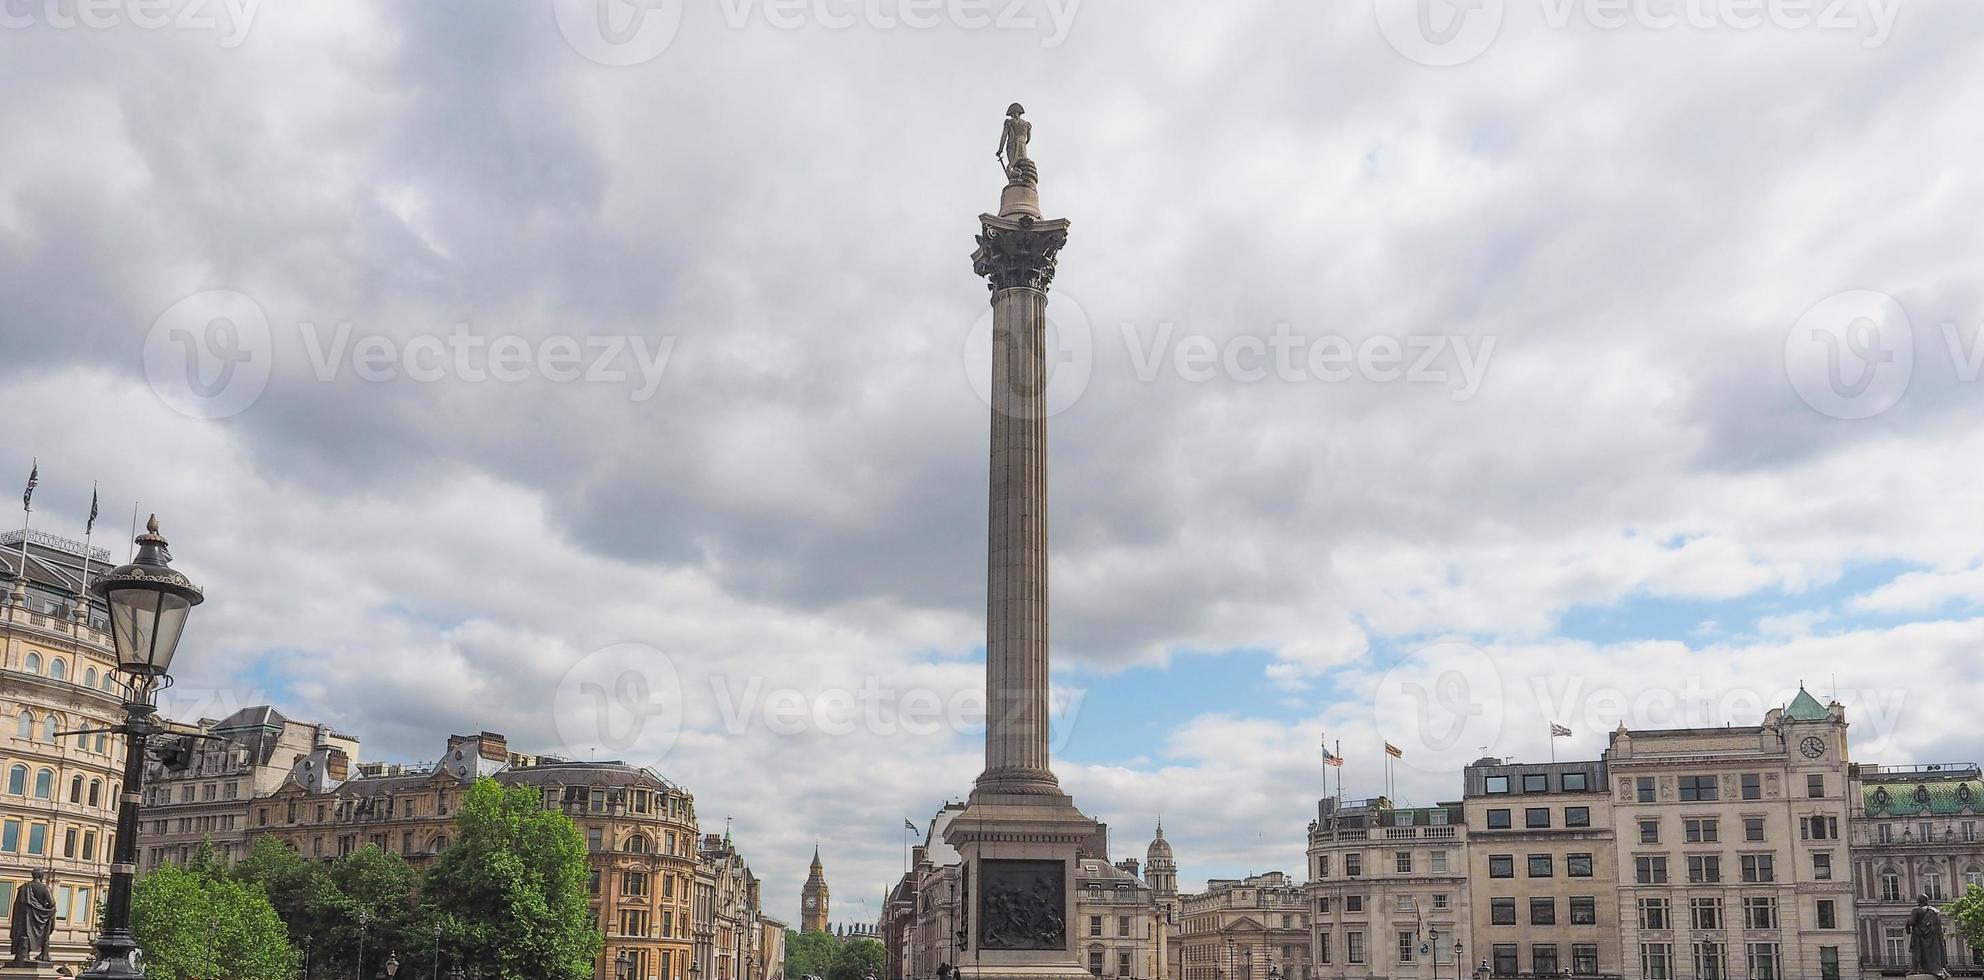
[1374,0,1505,67]
[1372,641,1509,770]
[962,290,1094,420]
[553,0,1080,68]
[296,323,674,400]
[1375,0,1898,67]
[1783,289,1912,420]
[1121,323,1495,399]
[143,290,676,418]
[551,643,1088,764]
[0,0,260,46]
[144,290,275,420]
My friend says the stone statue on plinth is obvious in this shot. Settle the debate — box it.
[6,869,56,966]
[1909,894,1950,978]
[996,104,1037,187]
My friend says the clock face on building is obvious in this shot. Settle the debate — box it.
[1801,736,1826,759]
[805,898,817,909]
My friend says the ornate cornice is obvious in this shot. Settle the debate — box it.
[972,214,1070,294]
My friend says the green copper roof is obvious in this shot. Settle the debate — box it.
[1786,687,1830,721]
[1863,777,1984,817]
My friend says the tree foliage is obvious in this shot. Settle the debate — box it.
[131,849,298,980]
[423,778,600,980]
[786,930,884,980]
[1949,884,1984,953]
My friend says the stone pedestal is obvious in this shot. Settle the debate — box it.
[0,964,67,978]
[945,790,1098,980]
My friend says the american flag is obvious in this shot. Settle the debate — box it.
[1385,742,1403,759]
[1320,734,1343,768]
[21,460,35,511]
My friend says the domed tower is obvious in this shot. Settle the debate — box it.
[801,844,830,933]
[1146,821,1178,900]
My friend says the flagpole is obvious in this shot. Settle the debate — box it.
[14,459,33,607]
[1550,723,1557,764]
[77,483,97,615]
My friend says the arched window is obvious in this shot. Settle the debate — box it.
[69,775,83,803]
[48,658,65,681]
[83,667,97,688]
[43,716,59,742]
[33,768,54,799]
[430,836,450,853]
[1881,869,1903,903]
[6,765,25,795]
[101,672,116,692]
[23,652,40,674]
[626,834,652,854]
[94,733,107,754]
[1967,866,1984,890]
[15,711,32,739]
[89,779,101,808]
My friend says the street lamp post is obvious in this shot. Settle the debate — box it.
[304,935,315,980]
[1452,941,1463,980]
[384,954,400,979]
[432,922,443,980]
[77,517,205,979]
[357,910,370,980]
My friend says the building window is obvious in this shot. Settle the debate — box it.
[1882,870,1903,903]
[1740,773,1761,799]
[1395,851,1412,874]
[1493,945,1518,976]
[1431,850,1449,873]
[1345,854,1361,877]
[1742,897,1777,930]
[1816,899,1836,929]
[1485,776,1511,795]
[1684,818,1718,843]
[1744,817,1765,842]
[1746,943,1781,980]
[1639,819,1659,844]
[1694,942,1726,980]
[1491,899,1516,925]
[1813,853,1833,880]
[1567,853,1594,877]
[1090,916,1102,938]
[1345,896,1363,913]
[1564,771,1589,792]
[1489,855,1514,878]
[1691,898,1723,930]
[1528,854,1554,878]
[1635,856,1668,885]
[1569,896,1596,925]
[1572,944,1599,976]
[1637,777,1656,803]
[1687,856,1721,884]
[1530,898,1556,925]
[1487,809,1511,829]
[1642,943,1673,980]
[1740,854,1775,883]
[1433,893,1449,910]
[1525,808,1550,829]
[6,765,24,795]
[1807,774,1825,798]
[1566,806,1590,827]
[1679,776,1718,801]
[1523,774,1549,793]
[1819,946,1840,980]
[1533,945,1559,975]
[1317,934,1330,965]
[1398,931,1416,963]
[1346,932,1363,965]
[1926,871,1946,900]
[1638,898,1670,931]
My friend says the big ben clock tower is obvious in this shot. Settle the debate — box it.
[801,845,830,933]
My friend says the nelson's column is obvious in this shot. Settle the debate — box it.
[943,103,1100,980]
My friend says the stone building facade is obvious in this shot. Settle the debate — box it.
[1308,798,1466,980]
[696,830,766,980]
[1147,824,1180,980]
[1,529,127,971]
[1178,872,1309,980]
[1077,855,1160,980]
[1462,759,1616,978]
[1606,689,1856,980]
[1849,762,1984,977]
[140,705,358,867]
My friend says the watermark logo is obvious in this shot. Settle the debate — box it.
[1375,0,1504,67]
[552,0,683,67]
[0,0,260,47]
[552,643,685,760]
[964,291,1094,419]
[1372,641,1507,769]
[144,290,274,421]
[1784,289,1913,420]
[1121,324,1494,399]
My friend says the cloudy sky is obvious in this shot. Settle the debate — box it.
[5,0,1983,925]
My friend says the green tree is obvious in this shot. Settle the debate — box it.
[131,860,298,979]
[1949,885,1984,952]
[786,929,839,980]
[423,778,600,980]
[828,938,886,980]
